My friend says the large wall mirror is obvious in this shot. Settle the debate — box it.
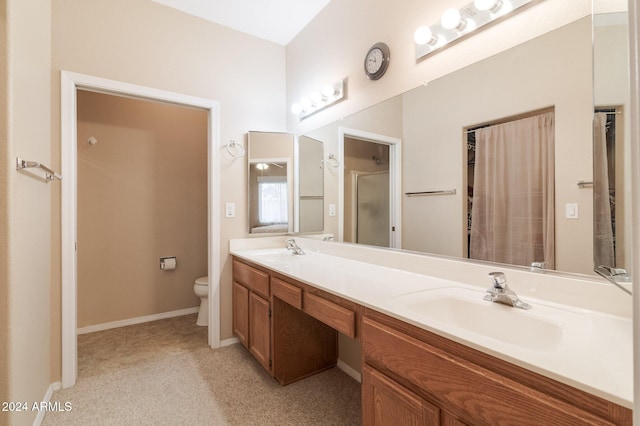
[300,4,631,281]
[247,131,294,234]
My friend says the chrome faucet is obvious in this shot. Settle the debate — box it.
[285,238,305,255]
[483,272,531,310]
[530,261,546,272]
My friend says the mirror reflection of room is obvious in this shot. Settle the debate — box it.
[249,160,289,233]
[303,15,630,277]
[247,131,294,234]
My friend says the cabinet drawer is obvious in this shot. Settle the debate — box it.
[233,259,270,298]
[362,317,615,426]
[303,292,355,338]
[272,277,302,309]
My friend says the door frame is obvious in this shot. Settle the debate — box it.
[338,127,401,248]
[60,71,221,388]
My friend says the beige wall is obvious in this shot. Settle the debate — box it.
[2,0,52,424]
[76,91,207,327]
[50,0,287,382]
[286,0,592,136]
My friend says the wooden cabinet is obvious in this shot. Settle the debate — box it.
[232,255,631,425]
[363,365,441,425]
[232,257,345,384]
[232,259,271,372]
[248,292,271,371]
[232,281,249,348]
[362,309,632,426]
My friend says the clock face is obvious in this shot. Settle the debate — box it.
[364,43,390,80]
[366,48,384,74]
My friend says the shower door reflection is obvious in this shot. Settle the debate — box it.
[355,172,390,247]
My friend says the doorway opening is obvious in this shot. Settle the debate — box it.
[74,90,209,376]
[61,71,221,388]
[338,128,401,248]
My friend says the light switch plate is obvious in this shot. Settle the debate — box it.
[329,204,336,217]
[565,203,578,219]
[225,202,235,218]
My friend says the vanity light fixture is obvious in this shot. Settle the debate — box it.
[291,78,347,121]
[414,0,531,61]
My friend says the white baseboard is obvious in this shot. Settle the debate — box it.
[337,359,362,383]
[33,382,61,426]
[220,337,239,347]
[77,307,199,334]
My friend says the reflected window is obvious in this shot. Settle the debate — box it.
[258,176,288,224]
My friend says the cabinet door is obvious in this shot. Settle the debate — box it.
[232,282,249,348]
[362,365,439,425]
[249,292,271,372]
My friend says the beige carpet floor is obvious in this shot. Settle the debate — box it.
[43,314,361,425]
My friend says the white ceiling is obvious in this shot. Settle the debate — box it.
[151,0,333,46]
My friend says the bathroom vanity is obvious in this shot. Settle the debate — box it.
[230,238,632,425]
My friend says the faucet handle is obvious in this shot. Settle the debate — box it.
[531,261,546,270]
[488,272,507,289]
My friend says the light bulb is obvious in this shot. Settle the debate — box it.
[291,103,302,115]
[474,0,500,11]
[465,18,477,33]
[310,91,322,103]
[322,84,335,98]
[414,26,433,46]
[493,0,512,17]
[441,8,463,30]
[300,97,312,110]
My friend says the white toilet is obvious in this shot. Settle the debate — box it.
[193,276,209,326]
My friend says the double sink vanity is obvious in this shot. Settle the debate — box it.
[230,237,632,425]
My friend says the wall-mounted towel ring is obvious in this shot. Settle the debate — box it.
[225,140,245,158]
[326,153,340,168]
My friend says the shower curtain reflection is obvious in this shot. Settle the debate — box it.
[469,111,555,268]
[593,111,617,267]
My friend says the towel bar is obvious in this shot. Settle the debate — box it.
[16,157,62,182]
[405,189,456,197]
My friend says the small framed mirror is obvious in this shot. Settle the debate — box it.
[247,131,294,234]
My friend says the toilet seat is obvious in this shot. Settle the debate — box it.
[195,276,208,286]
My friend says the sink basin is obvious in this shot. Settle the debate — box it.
[390,287,563,351]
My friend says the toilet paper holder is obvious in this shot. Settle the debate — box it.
[160,256,177,271]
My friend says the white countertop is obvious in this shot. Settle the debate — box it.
[229,237,633,409]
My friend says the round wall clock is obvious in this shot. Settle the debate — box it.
[364,42,390,80]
